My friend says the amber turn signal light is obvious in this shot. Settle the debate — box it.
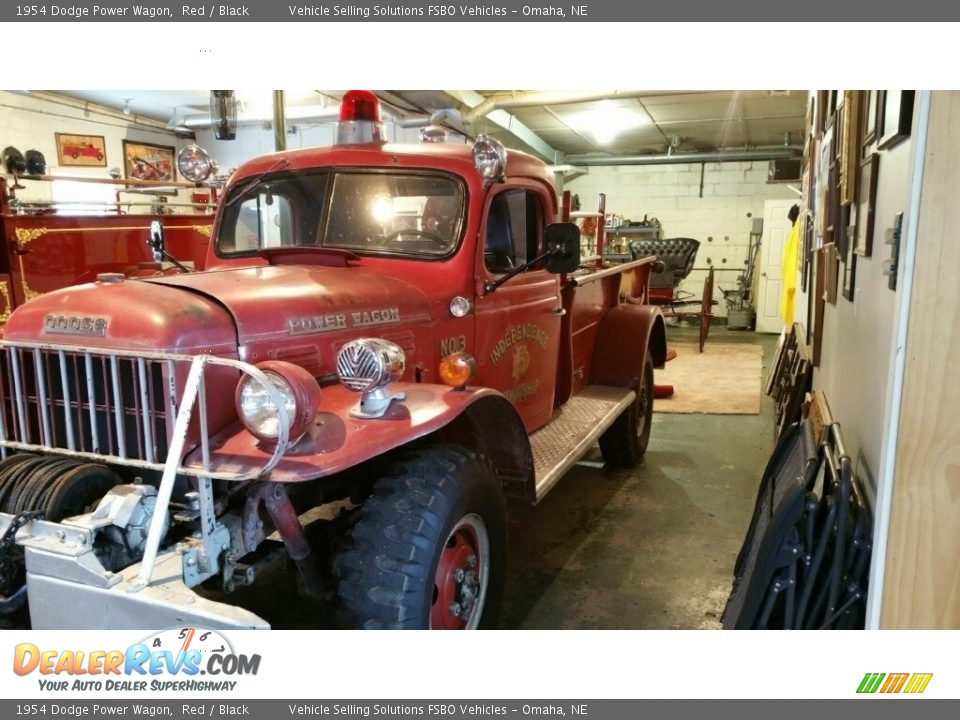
[438,352,477,389]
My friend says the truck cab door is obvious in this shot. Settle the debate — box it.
[473,188,562,433]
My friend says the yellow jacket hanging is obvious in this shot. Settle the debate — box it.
[780,220,800,325]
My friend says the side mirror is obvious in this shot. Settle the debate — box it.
[148,220,165,262]
[543,222,581,275]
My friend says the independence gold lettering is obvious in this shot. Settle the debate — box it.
[503,379,540,404]
[489,324,548,365]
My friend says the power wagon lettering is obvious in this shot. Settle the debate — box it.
[351,307,400,327]
[288,308,400,335]
[288,314,347,335]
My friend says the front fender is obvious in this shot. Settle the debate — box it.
[184,382,531,484]
[589,304,667,390]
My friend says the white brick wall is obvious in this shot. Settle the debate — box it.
[567,162,797,316]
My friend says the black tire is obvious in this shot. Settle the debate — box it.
[333,444,506,630]
[598,352,654,466]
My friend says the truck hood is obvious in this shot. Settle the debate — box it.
[2,277,236,354]
[146,264,433,348]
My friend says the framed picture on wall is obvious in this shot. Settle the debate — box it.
[854,153,879,257]
[836,204,851,261]
[816,124,834,241]
[825,113,842,247]
[839,91,862,206]
[842,250,857,302]
[815,90,830,136]
[823,243,839,305]
[862,90,879,147]
[877,91,915,150]
[801,213,814,294]
[122,140,176,182]
[813,247,826,366]
[56,133,107,167]
[805,136,817,219]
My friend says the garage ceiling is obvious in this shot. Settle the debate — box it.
[404,90,807,157]
[52,89,807,163]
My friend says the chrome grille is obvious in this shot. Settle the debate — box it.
[0,341,292,485]
[0,347,173,463]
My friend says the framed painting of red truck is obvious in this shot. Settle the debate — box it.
[55,133,107,167]
[122,139,176,181]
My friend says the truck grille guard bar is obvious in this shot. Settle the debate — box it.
[0,340,292,588]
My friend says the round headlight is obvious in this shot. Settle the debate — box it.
[237,372,295,441]
[336,339,405,393]
[449,296,473,318]
[236,362,322,442]
[472,135,507,181]
[177,144,214,183]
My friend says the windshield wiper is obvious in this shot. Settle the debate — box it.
[224,157,291,207]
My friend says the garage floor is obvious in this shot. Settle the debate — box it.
[499,326,777,629]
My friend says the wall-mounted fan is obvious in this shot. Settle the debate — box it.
[210,90,238,141]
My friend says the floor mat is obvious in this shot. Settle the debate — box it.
[654,341,763,415]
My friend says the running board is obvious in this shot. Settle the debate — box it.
[530,385,635,503]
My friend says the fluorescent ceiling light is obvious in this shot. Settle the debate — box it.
[567,102,647,145]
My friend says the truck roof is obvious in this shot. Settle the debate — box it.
[228,142,555,189]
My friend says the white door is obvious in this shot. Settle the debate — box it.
[756,199,797,334]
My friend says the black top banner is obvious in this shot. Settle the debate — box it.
[3,0,959,21]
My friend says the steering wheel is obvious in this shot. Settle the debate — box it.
[383,229,448,246]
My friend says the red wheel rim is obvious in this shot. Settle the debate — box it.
[430,514,489,630]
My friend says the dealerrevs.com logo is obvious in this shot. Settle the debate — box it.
[13,627,261,692]
[857,673,933,695]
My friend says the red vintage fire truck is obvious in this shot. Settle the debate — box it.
[0,91,665,630]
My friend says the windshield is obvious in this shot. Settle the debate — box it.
[217,169,465,258]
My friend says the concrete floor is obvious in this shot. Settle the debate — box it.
[499,326,777,629]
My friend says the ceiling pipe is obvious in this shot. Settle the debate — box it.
[462,90,706,124]
[272,90,287,152]
[398,108,465,133]
[180,103,404,130]
[182,106,343,129]
[566,145,803,166]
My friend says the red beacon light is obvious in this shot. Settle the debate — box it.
[336,90,386,145]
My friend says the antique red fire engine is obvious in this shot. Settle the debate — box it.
[0,91,665,629]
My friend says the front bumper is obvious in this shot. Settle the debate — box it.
[1,512,269,630]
